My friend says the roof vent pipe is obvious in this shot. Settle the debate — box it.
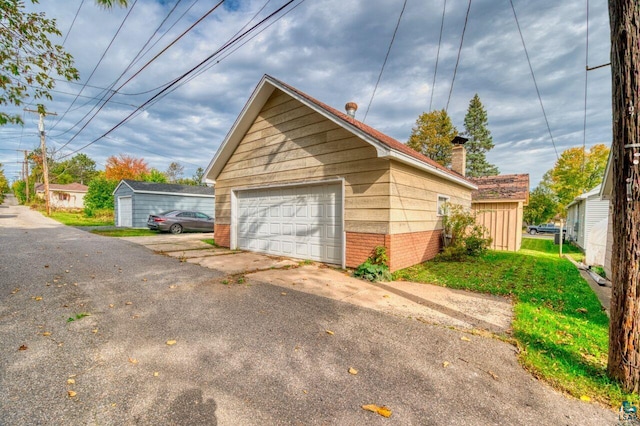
[345,102,358,118]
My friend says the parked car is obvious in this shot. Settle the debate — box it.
[147,210,214,234]
[526,223,566,235]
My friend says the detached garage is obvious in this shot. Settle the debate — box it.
[113,180,215,228]
[204,75,476,271]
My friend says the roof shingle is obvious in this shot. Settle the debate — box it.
[470,174,529,203]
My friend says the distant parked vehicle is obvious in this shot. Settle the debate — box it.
[147,210,214,234]
[526,223,565,235]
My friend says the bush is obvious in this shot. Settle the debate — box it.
[84,176,118,215]
[353,246,392,282]
[439,203,492,261]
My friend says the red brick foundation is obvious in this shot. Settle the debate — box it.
[345,230,442,272]
[214,224,230,247]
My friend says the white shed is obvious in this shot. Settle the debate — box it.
[565,184,609,264]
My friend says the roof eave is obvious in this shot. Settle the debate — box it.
[385,150,477,190]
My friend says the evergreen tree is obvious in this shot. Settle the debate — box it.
[463,94,499,177]
[407,109,458,167]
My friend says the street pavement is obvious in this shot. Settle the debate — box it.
[0,195,616,425]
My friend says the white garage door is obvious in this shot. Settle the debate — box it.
[118,196,132,227]
[237,184,342,264]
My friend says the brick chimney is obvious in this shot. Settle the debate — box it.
[450,136,468,177]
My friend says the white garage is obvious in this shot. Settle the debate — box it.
[117,196,132,227]
[233,183,343,264]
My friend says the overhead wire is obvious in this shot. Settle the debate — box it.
[429,0,447,112]
[509,0,559,160]
[363,0,407,123]
[55,0,225,150]
[59,0,299,159]
[582,0,589,176]
[445,0,471,112]
[50,0,140,131]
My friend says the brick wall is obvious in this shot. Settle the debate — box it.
[345,232,389,268]
[388,230,442,271]
[214,224,230,247]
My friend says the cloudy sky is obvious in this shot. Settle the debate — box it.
[1,0,612,187]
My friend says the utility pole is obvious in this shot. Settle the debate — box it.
[607,0,640,392]
[24,109,56,216]
[16,150,29,202]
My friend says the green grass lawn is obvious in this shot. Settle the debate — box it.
[90,228,157,237]
[394,237,634,408]
[49,210,114,227]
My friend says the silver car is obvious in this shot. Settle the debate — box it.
[147,210,214,234]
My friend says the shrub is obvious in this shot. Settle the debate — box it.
[353,246,392,282]
[84,176,118,215]
[439,203,492,261]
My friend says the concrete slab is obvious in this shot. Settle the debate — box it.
[142,240,214,252]
[162,248,239,259]
[187,252,299,275]
[247,265,513,333]
[120,232,214,246]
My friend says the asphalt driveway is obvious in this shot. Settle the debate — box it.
[0,197,616,425]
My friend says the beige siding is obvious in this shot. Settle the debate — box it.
[472,201,524,251]
[214,90,391,234]
[389,160,472,234]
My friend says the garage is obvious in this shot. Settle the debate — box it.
[235,183,343,265]
[118,196,132,227]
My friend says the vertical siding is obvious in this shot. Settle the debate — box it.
[214,89,391,235]
[389,160,472,234]
[604,204,613,279]
[472,201,523,251]
[578,201,587,248]
[131,193,215,228]
[113,185,134,227]
[566,203,579,242]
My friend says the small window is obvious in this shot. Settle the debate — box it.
[58,192,70,201]
[437,195,450,216]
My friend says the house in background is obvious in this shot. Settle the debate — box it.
[204,75,477,272]
[599,153,616,279]
[565,184,609,264]
[113,180,215,228]
[35,183,88,209]
[470,174,529,252]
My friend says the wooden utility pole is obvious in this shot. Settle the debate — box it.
[17,150,29,202]
[607,0,640,392]
[24,109,56,216]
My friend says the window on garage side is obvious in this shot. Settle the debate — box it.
[437,195,450,216]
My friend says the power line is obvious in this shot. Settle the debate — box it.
[55,0,225,150]
[59,0,299,159]
[582,0,589,175]
[363,0,407,123]
[62,0,86,46]
[430,0,447,112]
[445,0,472,112]
[509,0,558,159]
[51,0,140,130]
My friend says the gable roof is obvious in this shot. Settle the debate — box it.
[470,174,529,204]
[567,184,603,208]
[204,75,476,190]
[113,180,215,197]
[35,183,88,193]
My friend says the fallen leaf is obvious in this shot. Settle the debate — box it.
[65,270,70,273]
[576,308,588,314]
[44,265,49,268]
[348,367,358,375]
[125,302,132,306]
[281,292,287,296]
[166,340,177,346]
[42,332,51,336]
[92,329,98,334]
[580,395,591,402]
[18,345,28,351]
[303,390,308,394]
[67,379,75,385]
[325,330,334,335]
[11,288,19,294]
[461,336,471,342]
[34,296,42,301]
[443,361,450,368]
[143,278,147,282]
[362,404,392,418]
[109,304,114,308]
[153,372,159,377]
[128,358,138,364]
[488,370,499,380]
[68,391,77,397]
[383,294,390,298]
[169,285,177,289]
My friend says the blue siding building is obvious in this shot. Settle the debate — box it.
[113,180,215,228]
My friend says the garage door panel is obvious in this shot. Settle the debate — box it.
[237,184,342,264]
